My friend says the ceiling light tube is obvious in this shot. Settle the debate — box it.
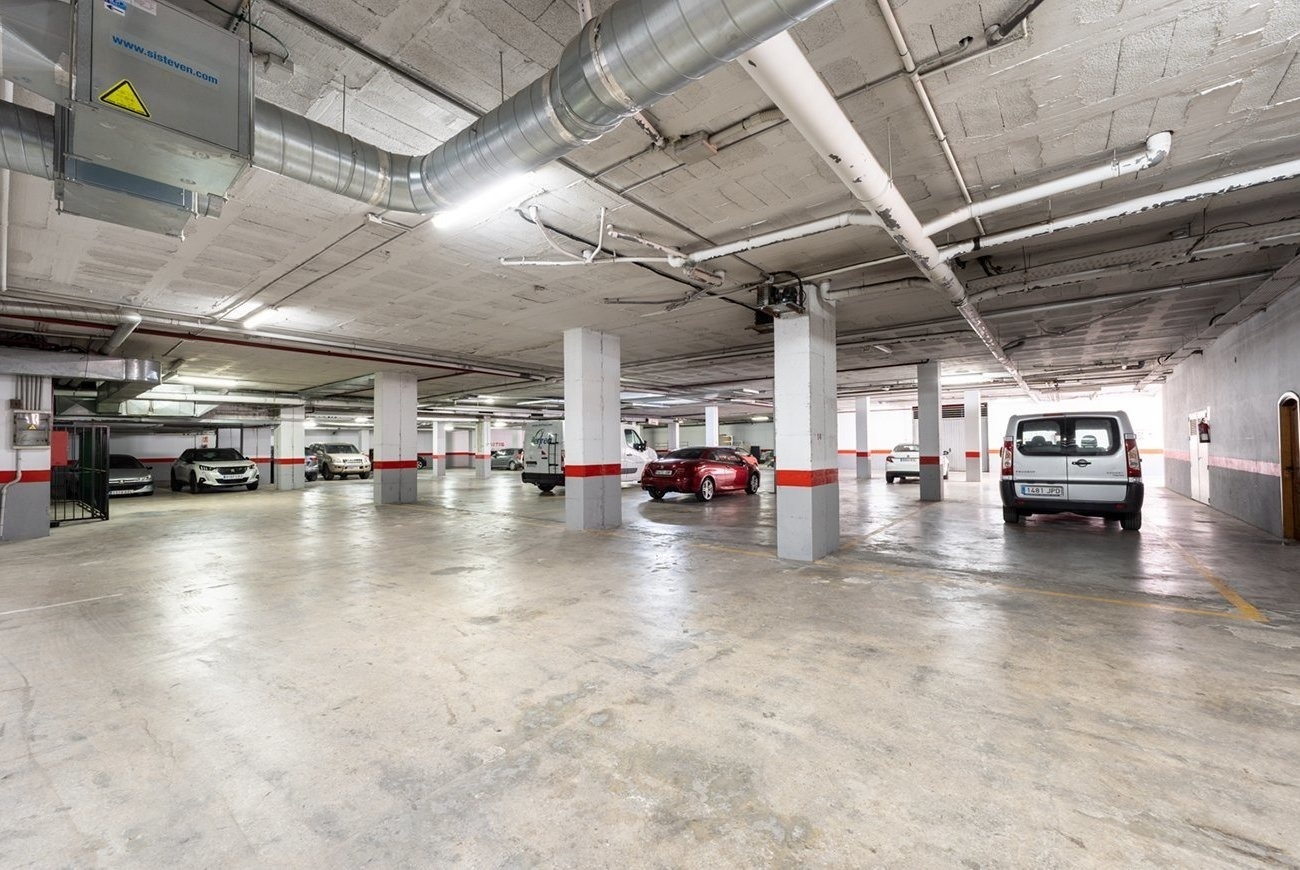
[172,375,240,388]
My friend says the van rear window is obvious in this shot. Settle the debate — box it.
[1017,420,1063,455]
[1017,417,1121,456]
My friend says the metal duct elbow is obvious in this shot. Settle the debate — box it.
[0,100,56,180]
[253,0,836,213]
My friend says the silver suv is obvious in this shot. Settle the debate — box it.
[1000,411,1144,530]
[307,442,372,480]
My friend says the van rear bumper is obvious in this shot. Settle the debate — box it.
[1000,480,1144,517]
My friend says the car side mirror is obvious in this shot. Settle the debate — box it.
[943,449,951,455]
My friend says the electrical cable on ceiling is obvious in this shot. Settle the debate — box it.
[199,0,292,61]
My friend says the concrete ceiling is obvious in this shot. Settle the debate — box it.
[2,0,1299,423]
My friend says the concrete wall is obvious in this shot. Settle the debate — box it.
[0,375,52,542]
[1162,285,1300,537]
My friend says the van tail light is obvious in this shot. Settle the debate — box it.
[1000,438,1014,476]
[1125,436,1142,478]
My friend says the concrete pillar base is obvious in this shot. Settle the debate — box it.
[375,467,417,503]
[565,474,621,530]
[776,479,839,561]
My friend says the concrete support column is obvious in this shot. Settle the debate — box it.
[963,389,982,482]
[274,406,306,490]
[918,361,943,501]
[667,421,681,451]
[704,405,720,446]
[475,420,491,479]
[854,396,872,480]
[564,327,621,530]
[432,421,447,477]
[773,282,838,561]
[372,371,418,505]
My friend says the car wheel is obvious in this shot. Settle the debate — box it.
[696,477,715,502]
[886,473,895,484]
[321,465,334,480]
[247,482,259,491]
[1120,511,1142,531]
[360,471,371,479]
[746,472,760,494]
[1002,506,1021,525]
[537,484,555,493]
[305,473,317,482]
[171,474,182,492]
[509,461,520,471]
[943,471,949,480]
[189,473,200,494]
[648,489,664,501]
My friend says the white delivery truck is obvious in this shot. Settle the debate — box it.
[521,422,657,493]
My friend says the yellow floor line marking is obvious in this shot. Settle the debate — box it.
[1163,538,1268,623]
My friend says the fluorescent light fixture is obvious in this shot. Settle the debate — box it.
[227,300,263,320]
[242,307,279,330]
[172,375,240,388]
[306,418,319,428]
[873,344,893,355]
[432,173,540,229]
[740,388,761,395]
[751,415,771,422]
[354,416,370,423]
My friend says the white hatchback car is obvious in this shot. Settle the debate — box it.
[171,447,260,493]
[884,443,950,484]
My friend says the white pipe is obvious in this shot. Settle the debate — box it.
[1,80,11,293]
[822,278,930,300]
[938,157,1300,261]
[100,312,143,356]
[499,257,674,266]
[740,32,1032,395]
[686,211,881,263]
[923,131,1172,237]
[875,0,984,233]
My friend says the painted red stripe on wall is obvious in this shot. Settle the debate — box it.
[0,470,53,483]
[373,460,418,470]
[1210,455,1282,476]
[965,451,980,459]
[775,468,838,487]
[566,464,622,478]
[855,451,871,458]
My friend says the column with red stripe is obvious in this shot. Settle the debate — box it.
[963,388,983,482]
[918,360,944,501]
[563,327,622,530]
[773,281,839,561]
[432,421,447,478]
[475,419,492,479]
[854,396,872,480]
[372,371,418,504]
[273,405,306,491]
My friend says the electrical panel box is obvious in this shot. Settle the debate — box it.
[68,0,253,195]
[12,410,53,449]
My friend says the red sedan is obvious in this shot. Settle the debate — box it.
[640,447,761,501]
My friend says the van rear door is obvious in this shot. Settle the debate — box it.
[1013,417,1069,501]
[1064,416,1127,503]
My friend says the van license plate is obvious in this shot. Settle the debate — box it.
[1021,484,1063,497]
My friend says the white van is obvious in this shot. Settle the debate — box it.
[521,422,656,493]
[999,411,1145,530]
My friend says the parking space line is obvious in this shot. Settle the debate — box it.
[1162,538,1268,623]
[0,593,124,617]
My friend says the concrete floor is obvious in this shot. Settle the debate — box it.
[2,471,1298,867]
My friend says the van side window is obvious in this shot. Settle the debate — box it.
[1017,420,1063,455]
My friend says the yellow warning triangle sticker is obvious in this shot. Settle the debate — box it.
[99,79,150,118]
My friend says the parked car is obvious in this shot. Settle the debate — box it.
[308,442,372,479]
[1000,410,1144,530]
[171,448,259,493]
[640,446,761,502]
[108,453,154,497]
[884,443,950,483]
[304,449,319,482]
[491,448,523,470]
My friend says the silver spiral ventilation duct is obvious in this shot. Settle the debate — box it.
[252,0,837,212]
[0,100,55,181]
